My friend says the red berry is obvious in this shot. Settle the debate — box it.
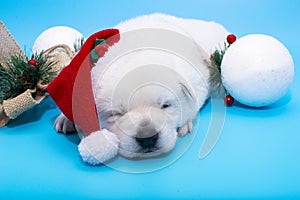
[28,59,38,67]
[224,95,234,106]
[226,34,236,44]
[94,44,108,57]
[101,43,109,51]
[106,36,119,46]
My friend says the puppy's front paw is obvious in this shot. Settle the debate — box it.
[177,121,193,137]
[54,113,77,134]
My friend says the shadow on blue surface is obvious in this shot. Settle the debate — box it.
[64,132,81,144]
[233,90,292,110]
[6,96,57,128]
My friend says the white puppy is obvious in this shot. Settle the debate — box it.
[55,13,228,159]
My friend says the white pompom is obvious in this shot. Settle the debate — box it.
[78,129,120,165]
[32,26,83,54]
[221,34,294,107]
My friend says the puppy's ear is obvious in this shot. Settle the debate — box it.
[179,82,195,101]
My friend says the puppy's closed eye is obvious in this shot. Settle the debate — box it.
[104,111,124,123]
[161,102,172,109]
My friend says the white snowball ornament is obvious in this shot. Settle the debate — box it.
[221,34,294,107]
[32,26,84,53]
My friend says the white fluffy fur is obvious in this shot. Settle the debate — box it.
[78,129,119,165]
[55,13,228,161]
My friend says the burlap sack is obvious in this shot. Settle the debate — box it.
[0,105,10,127]
[0,89,45,127]
[0,21,26,67]
[0,21,75,127]
[44,44,74,73]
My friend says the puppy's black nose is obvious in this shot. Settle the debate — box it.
[136,133,158,148]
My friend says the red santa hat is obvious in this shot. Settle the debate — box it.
[47,28,119,133]
[47,29,121,165]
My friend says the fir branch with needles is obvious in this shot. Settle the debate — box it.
[208,39,234,98]
[73,37,85,53]
[0,52,56,104]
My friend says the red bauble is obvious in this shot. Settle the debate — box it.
[226,34,236,44]
[28,59,38,67]
[224,95,234,106]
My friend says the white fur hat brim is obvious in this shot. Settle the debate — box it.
[78,129,120,165]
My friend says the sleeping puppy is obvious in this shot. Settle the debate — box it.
[54,13,228,159]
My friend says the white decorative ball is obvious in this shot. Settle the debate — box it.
[221,34,294,107]
[32,26,83,53]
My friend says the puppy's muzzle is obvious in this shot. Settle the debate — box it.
[136,133,159,148]
[135,122,159,148]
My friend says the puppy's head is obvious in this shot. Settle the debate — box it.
[95,65,197,159]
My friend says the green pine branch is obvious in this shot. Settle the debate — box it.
[212,42,231,71]
[73,37,85,53]
[33,51,56,83]
[0,52,56,104]
[0,63,22,104]
[209,42,232,97]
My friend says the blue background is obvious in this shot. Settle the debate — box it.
[1,0,300,199]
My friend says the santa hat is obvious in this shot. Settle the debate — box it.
[47,29,120,165]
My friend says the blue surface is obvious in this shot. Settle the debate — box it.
[1,0,300,199]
